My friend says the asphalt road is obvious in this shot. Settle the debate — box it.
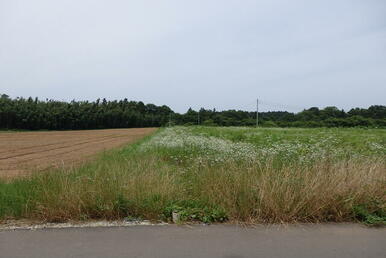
[0,223,385,258]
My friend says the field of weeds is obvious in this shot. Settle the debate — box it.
[1,127,385,225]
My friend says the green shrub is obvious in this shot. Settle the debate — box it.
[163,200,228,223]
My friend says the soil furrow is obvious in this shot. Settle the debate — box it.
[0,128,156,178]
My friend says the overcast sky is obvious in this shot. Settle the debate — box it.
[1,0,385,113]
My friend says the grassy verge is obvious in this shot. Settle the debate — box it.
[1,127,385,225]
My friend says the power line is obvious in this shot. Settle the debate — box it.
[259,100,305,111]
[238,99,306,112]
[186,99,306,115]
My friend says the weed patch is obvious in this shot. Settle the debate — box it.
[1,127,385,224]
[163,200,228,223]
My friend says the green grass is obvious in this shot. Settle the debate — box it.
[1,127,385,224]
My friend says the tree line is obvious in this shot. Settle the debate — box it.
[1,94,385,130]
[180,106,386,128]
[0,94,171,130]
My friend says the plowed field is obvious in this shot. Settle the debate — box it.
[0,128,156,179]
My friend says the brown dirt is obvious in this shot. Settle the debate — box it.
[0,128,157,179]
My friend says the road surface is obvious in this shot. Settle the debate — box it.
[0,223,385,258]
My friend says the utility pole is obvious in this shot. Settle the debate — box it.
[197,109,200,125]
[256,98,259,127]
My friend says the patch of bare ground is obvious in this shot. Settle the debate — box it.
[0,128,156,179]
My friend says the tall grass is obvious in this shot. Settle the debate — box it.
[0,153,182,222]
[0,127,385,224]
[192,158,385,222]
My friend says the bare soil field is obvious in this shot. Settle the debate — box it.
[0,128,156,179]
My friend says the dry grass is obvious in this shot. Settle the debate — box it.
[23,156,181,222]
[2,156,383,224]
[194,158,385,223]
[1,127,385,224]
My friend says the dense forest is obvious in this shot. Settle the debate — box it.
[0,94,385,130]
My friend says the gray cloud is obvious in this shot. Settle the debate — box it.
[1,0,385,112]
